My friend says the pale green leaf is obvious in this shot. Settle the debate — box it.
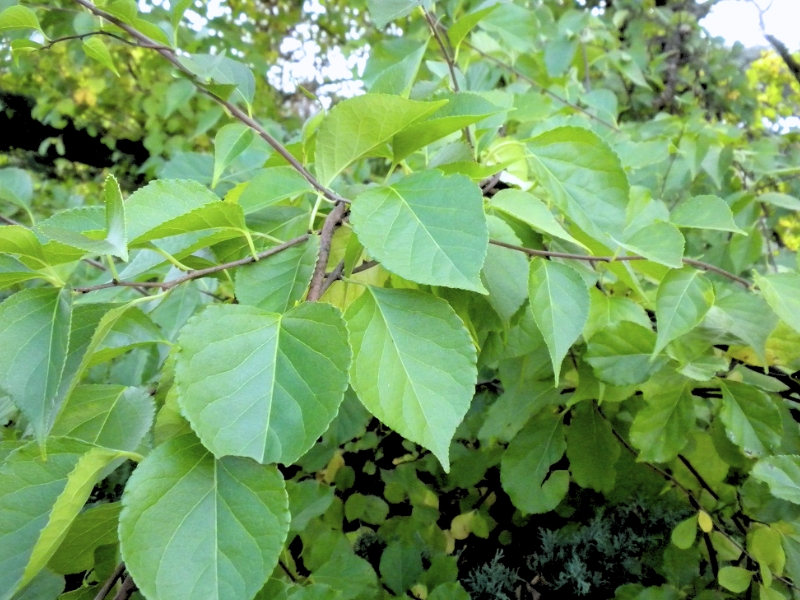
[671,195,744,233]
[752,455,800,505]
[718,566,753,593]
[583,287,651,341]
[620,221,685,268]
[130,201,247,246]
[0,288,72,444]
[392,93,504,162]
[363,38,426,96]
[755,273,800,334]
[286,480,335,533]
[345,287,477,471]
[487,189,584,247]
[212,123,256,188]
[48,503,120,575]
[481,216,529,323]
[0,439,126,598]
[103,175,127,261]
[170,0,194,29]
[119,435,290,600]
[237,167,313,214]
[0,168,34,221]
[654,267,715,356]
[0,255,43,289]
[500,411,568,514]
[367,0,428,28]
[719,381,782,458]
[81,38,119,76]
[630,374,694,463]
[585,321,666,386]
[671,516,697,550]
[0,226,46,266]
[759,192,800,211]
[0,6,43,34]
[526,126,630,247]
[51,385,154,452]
[705,292,777,366]
[315,95,445,186]
[351,170,488,292]
[566,401,620,492]
[37,207,125,259]
[528,260,589,382]
[179,53,256,108]
[447,5,498,52]
[176,302,351,464]
[234,236,319,312]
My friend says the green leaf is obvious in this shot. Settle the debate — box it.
[0,225,48,268]
[51,385,154,452]
[237,167,313,214]
[119,435,290,600]
[719,381,782,458]
[0,6,43,34]
[212,123,256,188]
[705,292,776,366]
[566,401,620,493]
[447,5,499,53]
[487,189,585,247]
[81,38,119,76]
[755,273,800,334]
[48,502,120,575]
[654,267,715,356]
[718,566,753,593]
[344,493,389,525]
[630,373,694,463]
[179,53,256,108]
[175,302,351,464]
[671,195,745,233]
[286,480,335,533]
[429,583,471,600]
[752,456,800,505]
[481,216,529,323]
[363,38,427,96]
[311,541,378,599]
[0,168,34,221]
[620,221,685,268]
[350,170,488,292]
[392,93,504,162]
[526,126,630,247]
[759,192,800,211]
[345,287,477,471]
[235,236,319,312]
[0,439,127,597]
[0,288,72,445]
[314,94,445,186]
[380,542,423,595]
[0,255,42,289]
[671,516,697,550]
[367,0,428,28]
[528,260,590,382]
[584,287,651,341]
[585,321,666,386]
[500,411,568,514]
[103,175,127,261]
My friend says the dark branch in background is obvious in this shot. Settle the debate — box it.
[0,91,148,170]
[112,575,136,600]
[94,562,126,600]
[765,34,800,87]
[74,235,310,293]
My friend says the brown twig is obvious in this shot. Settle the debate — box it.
[75,235,309,293]
[307,202,348,301]
[489,240,751,287]
[112,575,136,600]
[40,30,169,51]
[319,259,345,297]
[94,562,126,600]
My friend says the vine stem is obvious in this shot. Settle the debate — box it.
[74,235,309,293]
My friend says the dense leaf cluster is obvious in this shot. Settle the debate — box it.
[1,1,800,599]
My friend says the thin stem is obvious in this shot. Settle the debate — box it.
[94,562,126,600]
[112,575,136,600]
[489,239,751,287]
[307,202,348,301]
[319,259,345,297]
[40,30,169,51]
[75,235,309,293]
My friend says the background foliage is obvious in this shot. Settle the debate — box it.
[2,0,800,599]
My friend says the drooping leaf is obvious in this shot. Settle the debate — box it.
[758,192,800,211]
[237,167,313,214]
[566,401,620,492]
[0,439,127,598]
[670,195,745,233]
[103,175,127,260]
[314,94,445,186]
[654,267,715,356]
[752,456,800,505]
[719,381,782,458]
[705,292,777,366]
[48,503,121,575]
[481,216,529,323]
[487,189,585,247]
[234,236,319,313]
[500,411,568,514]
[0,226,46,267]
[585,321,666,386]
[0,288,72,445]
[212,123,256,188]
[630,373,694,463]
[583,287,651,341]
[367,0,429,29]
[345,287,477,471]
[51,385,155,453]
[0,255,43,289]
[526,126,630,247]
[0,6,43,34]
[755,273,800,334]
[620,221,685,268]
[176,302,351,464]
[350,170,488,292]
[119,435,290,600]
[447,4,499,53]
[393,93,504,162]
[179,53,256,108]
[528,260,589,382]
[81,38,120,76]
